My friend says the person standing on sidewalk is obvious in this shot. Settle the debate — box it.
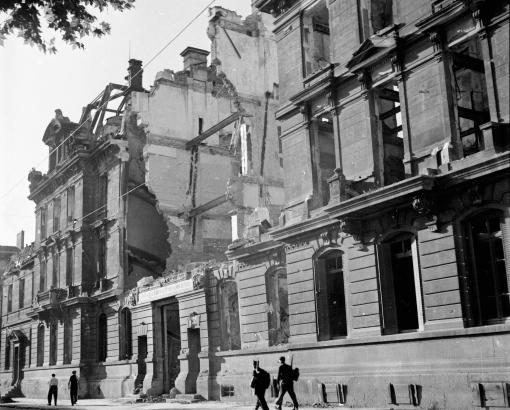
[250,359,270,410]
[68,370,79,406]
[47,373,58,406]
[275,356,298,410]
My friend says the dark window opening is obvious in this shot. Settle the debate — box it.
[49,322,57,366]
[40,207,47,240]
[302,1,330,77]
[266,267,290,346]
[315,251,347,340]
[119,308,133,360]
[52,252,59,288]
[277,126,283,168]
[450,37,490,157]
[53,197,61,232]
[4,338,10,370]
[7,284,12,313]
[98,313,107,362]
[376,84,405,185]
[66,247,74,286]
[36,324,45,367]
[464,210,509,325]
[67,186,75,224]
[221,385,235,397]
[19,278,25,309]
[378,233,420,334]
[40,258,47,292]
[97,236,107,279]
[63,316,72,364]
[218,280,241,350]
[97,174,108,219]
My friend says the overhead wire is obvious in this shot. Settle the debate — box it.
[0,0,217,203]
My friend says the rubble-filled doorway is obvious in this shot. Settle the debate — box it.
[162,302,180,393]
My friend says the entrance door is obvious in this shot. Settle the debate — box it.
[162,303,180,392]
[12,345,19,386]
[186,329,201,394]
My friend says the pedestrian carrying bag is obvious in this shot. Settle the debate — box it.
[292,367,300,381]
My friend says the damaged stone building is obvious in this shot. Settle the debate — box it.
[0,6,283,401]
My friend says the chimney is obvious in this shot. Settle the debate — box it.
[126,59,143,91]
[180,47,209,71]
[16,230,24,249]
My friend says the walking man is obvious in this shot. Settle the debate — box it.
[68,370,79,406]
[47,373,58,406]
[251,360,270,410]
[275,356,298,410]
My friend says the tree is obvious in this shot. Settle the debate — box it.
[0,0,135,53]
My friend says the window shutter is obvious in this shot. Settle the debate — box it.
[377,243,398,334]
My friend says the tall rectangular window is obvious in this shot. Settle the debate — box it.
[7,284,13,313]
[97,237,107,278]
[40,258,47,292]
[49,323,57,366]
[53,197,61,232]
[66,247,74,286]
[52,252,59,288]
[63,316,72,364]
[98,174,108,219]
[40,206,47,239]
[302,1,330,77]
[19,278,25,309]
[67,186,75,224]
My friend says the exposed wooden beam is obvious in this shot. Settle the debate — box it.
[184,195,230,218]
[451,52,484,73]
[185,111,251,150]
[379,106,401,121]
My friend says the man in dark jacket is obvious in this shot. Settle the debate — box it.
[275,356,298,410]
[68,370,79,406]
[251,360,270,410]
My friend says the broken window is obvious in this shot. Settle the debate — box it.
[7,284,12,313]
[98,313,107,362]
[53,197,60,232]
[36,324,45,367]
[119,308,133,360]
[450,37,490,156]
[464,210,509,325]
[19,278,25,309]
[66,186,75,224]
[39,258,47,292]
[63,316,72,364]
[315,250,348,340]
[375,84,405,185]
[377,233,423,334]
[310,108,336,207]
[66,247,74,286]
[302,0,330,77]
[52,251,59,288]
[217,279,241,350]
[49,322,57,366]
[265,267,290,346]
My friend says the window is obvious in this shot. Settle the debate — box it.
[97,174,108,218]
[302,1,330,77]
[52,251,59,288]
[450,37,490,157]
[375,84,405,185]
[97,236,107,278]
[7,284,12,313]
[19,278,25,309]
[49,322,57,366]
[4,337,10,370]
[40,206,47,240]
[377,233,423,334]
[119,308,133,360]
[53,197,61,232]
[217,280,241,350]
[37,324,45,367]
[265,267,290,346]
[66,247,74,286]
[240,124,252,176]
[315,250,348,340]
[63,316,72,364]
[463,210,509,325]
[39,258,47,292]
[98,313,107,362]
[67,186,75,224]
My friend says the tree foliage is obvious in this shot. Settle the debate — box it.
[0,0,135,53]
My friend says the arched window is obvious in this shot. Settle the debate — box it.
[98,313,107,362]
[217,280,241,350]
[49,322,57,366]
[265,267,290,346]
[315,250,347,340]
[463,210,509,325]
[119,308,133,360]
[377,232,423,334]
[37,324,45,367]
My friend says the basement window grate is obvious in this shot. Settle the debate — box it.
[221,384,235,397]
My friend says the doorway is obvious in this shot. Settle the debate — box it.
[186,328,201,394]
[162,303,180,392]
[12,345,19,386]
[134,336,147,393]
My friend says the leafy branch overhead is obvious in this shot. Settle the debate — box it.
[0,0,135,53]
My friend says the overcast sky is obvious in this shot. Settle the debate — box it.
[0,0,253,246]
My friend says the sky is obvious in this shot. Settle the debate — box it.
[0,0,253,246]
